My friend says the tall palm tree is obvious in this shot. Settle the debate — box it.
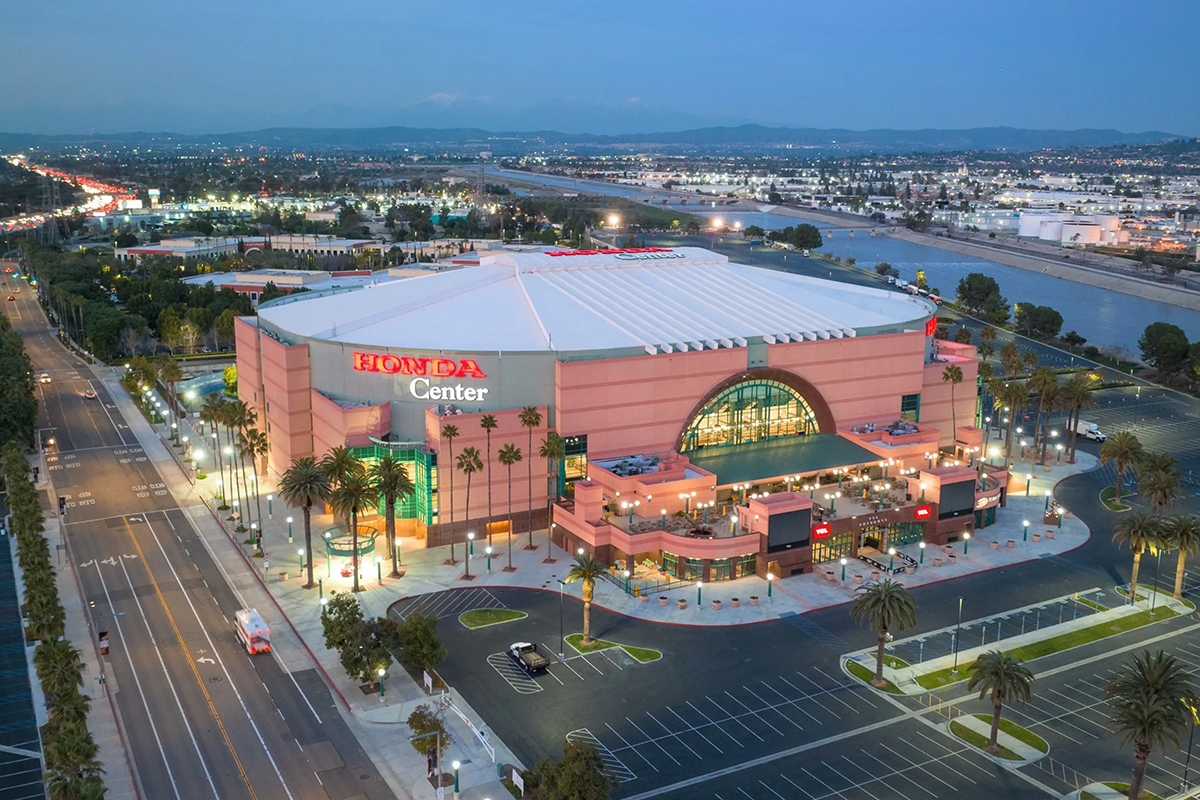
[850,578,918,687]
[1027,366,1059,466]
[456,446,483,579]
[1114,512,1160,602]
[1106,650,1197,800]
[1163,514,1200,602]
[217,399,244,521]
[201,394,228,505]
[440,423,460,563]
[1022,350,1039,372]
[967,650,1036,754]
[1059,372,1097,462]
[999,342,1022,376]
[519,406,543,549]
[480,414,498,545]
[498,443,522,571]
[565,553,604,644]
[157,355,184,432]
[1100,431,1144,507]
[47,686,91,726]
[239,427,269,549]
[540,432,565,555]
[997,381,1029,473]
[1140,451,1183,517]
[978,325,996,361]
[329,472,376,593]
[942,364,964,438]
[320,445,364,528]
[370,455,414,578]
[279,456,330,589]
[35,639,83,705]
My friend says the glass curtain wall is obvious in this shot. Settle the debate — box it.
[682,380,818,452]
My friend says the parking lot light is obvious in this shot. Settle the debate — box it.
[697,580,702,606]
[839,559,847,582]
[963,532,971,555]
[767,572,774,597]
[486,546,493,573]
[1023,520,1030,543]
[287,516,294,542]
[452,761,461,793]
[919,541,926,564]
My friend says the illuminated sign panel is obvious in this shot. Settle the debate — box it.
[352,352,487,379]
[914,505,932,519]
[545,247,683,260]
[812,524,831,539]
[924,318,937,337]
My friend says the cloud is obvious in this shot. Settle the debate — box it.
[426,92,460,106]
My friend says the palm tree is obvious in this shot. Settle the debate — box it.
[201,394,229,505]
[1140,451,1183,517]
[498,443,522,571]
[997,381,1029,473]
[540,432,565,555]
[1162,514,1200,602]
[320,445,364,530]
[441,423,460,563]
[47,686,91,726]
[216,399,243,520]
[565,553,605,644]
[850,578,918,687]
[279,456,330,589]
[456,446,483,579]
[34,639,83,704]
[157,355,184,433]
[370,455,414,578]
[329,472,376,593]
[239,427,269,549]
[1059,372,1097,462]
[1114,512,1160,602]
[942,365,964,437]
[1105,650,1198,800]
[1022,350,1039,372]
[999,342,1022,375]
[966,650,1036,754]
[1027,366,1058,466]
[978,325,996,362]
[1101,431,1144,507]
[519,406,543,549]
[480,414,498,545]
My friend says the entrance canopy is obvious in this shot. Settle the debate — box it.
[687,434,880,487]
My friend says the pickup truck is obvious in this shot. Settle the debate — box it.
[508,642,549,675]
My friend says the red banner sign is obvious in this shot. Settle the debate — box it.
[924,318,937,337]
[914,504,932,519]
[353,352,487,379]
[812,524,831,539]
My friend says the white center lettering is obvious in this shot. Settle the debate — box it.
[408,377,488,403]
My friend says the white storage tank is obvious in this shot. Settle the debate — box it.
[1038,220,1064,241]
[1061,222,1102,245]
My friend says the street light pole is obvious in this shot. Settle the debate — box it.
[557,579,566,661]
[951,596,963,676]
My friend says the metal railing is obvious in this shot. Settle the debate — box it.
[1030,756,1092,792]
[597,569,696,597]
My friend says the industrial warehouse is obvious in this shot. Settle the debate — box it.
[235,246,1001,582]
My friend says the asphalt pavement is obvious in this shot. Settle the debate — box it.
[4,276,396,800]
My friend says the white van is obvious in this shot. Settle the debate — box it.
[234,608,271,654]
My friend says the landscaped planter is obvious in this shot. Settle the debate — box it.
[870,571,880,581]
[853,574,864,584]
[946,555,957,564]
[932,558,943,567]
[990,540,1000,550]
[904,566,914,574]
[1032,534,1042,543]
[730,598,740,608]
[279,571,289,581]
[712,600,722,610]
[1006,540,1016,549]
[1045,530,1055,539]
[677,599,687,610]
[749,596,759,606]
[639,594,649,604]
[659,596,669,606]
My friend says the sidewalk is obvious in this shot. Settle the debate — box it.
[950,714,1045,761]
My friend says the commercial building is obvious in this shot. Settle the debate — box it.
[115,234,378,263]
[236,246,990,582]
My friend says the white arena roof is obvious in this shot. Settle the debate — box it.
[256,247,935,354]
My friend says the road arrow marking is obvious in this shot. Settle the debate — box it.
[196,657,215,665]
[122,554,138,559]
[101,557,117,566]
[79,560,94,568]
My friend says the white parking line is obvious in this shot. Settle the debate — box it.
[645,711,704,759]
[780,774,815,798]
[565,728,636,782]
[757,679,823,724]
[485,653,543,695]
[859,749,930,799]
[742,685,804,731]
[793,670,868,713]
[908,731,987,781]
[625,715,681,766]
[707,695,765,742]
[687,700,742,747]
[799,766,851,800]
[605,722,659,773]
[878,742,958,791]
[665,706,723,754]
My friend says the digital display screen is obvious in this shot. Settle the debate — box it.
[767,508,812,552]
[939,480,975,520]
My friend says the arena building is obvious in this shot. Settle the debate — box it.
[236,246,998,581]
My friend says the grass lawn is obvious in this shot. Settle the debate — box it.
[564,633,662,663]
[882,654,910,669]
[1100,486,1132,512]
[459,608,527,629]
[971,714,1049,753]
[1081,783,1163,800]
[845,659,903,694]
[949,720,1023,760]
[916,608,1177,690]
[1074,595,1108,612]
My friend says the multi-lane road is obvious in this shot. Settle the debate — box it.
[3,273,395,800]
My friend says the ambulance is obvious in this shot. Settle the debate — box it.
[234,608,271,654]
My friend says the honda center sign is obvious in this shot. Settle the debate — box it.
[352,352,490,401]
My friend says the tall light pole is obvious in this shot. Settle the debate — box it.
[951,596,964,677]
[557,579,566,661]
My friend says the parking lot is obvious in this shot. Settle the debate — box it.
[392,586,511,621]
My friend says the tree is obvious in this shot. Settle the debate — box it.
[519,407,543,550]
[1027,367,1059,466]
[966,651,1035,754]
[279,456,330,588]
[531,739,619,800]
[1106,650,1197,800]
[385,610,447,672]
[455,446,483,578]
[954,327,973,344]
[1140,451,1183,516]
[406,703,455,760]
[540,432,565,552]
[997,381,1029,472]
[1014,304,1063,341]
[158,307,182,353]
[35,639,83,707]
[215,308,237,350]
[744,225,766,238]
[955,273,1009,323]
[565,553,604,644]
[370,455,414,578]
[941,365,964,435]
[321,591,365,651]
[339,618,392,684]
[850,579,917,687]
[1162,514,1200,602]
[1101,431,1145,506]
[999,342,1023,375]
[1114,512,1160,602]
[240,427,270,545]
[1139,322,1190,376]
[1059,373,1096,462]
[441,424,461,563]
[480,414,498,545]
[222,364,237,395]
[43,720,104,796]
[330,472,376,592]
[259,281,286,304]
[498,443,522,571]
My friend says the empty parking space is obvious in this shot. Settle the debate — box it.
[392,587,509,620]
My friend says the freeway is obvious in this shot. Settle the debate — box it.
[3,274,395,800]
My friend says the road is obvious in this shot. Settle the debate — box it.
[3,275,395,800]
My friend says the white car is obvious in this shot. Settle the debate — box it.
[83,389,97,399]
[38,373,51,384]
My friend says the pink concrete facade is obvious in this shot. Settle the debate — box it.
[259,335,314,476]
[586,453,716,519]
[310,391,391,462]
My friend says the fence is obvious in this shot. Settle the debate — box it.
[915,691,963,722]
[1030,756,1092,792]
[597,568,695,597]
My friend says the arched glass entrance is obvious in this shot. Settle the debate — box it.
[682,379,819,451]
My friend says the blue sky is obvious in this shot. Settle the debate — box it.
[3,0,1198,135]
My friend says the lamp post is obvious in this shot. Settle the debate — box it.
[268,493,274,518]
[378,667,386,701]
[702,502,710,526]
[1022,520,1030,543]
[485,545,493,573]
[951,596,964,676]
[767,572,774,598]
[919,541,926,564]
[696,580,702,607]
[467,531,475,556]
[216,478,224,503]
[320,595,328,613]
[919,482,926,502]
[730,514,737,535]
[298,548,305,571]
[1025,474,1033,496]
[452,760,461,795]
[1056,443,1064,463]
[287,516,294,543]
[963,532,971,554]
[557,579,566,660]
[624,570,631,594]
[888,547,896,573]
[1019,439,1027,459]
[660,509,667,530]
[839,558,847,582]
[1044,490,1051,510]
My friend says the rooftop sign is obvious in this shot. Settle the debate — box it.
[353,352,487,379]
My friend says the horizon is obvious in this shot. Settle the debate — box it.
[3,0,1198,136]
